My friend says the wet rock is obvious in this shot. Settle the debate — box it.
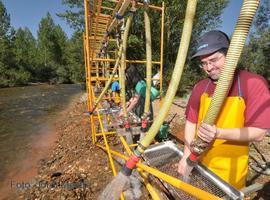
[51,172,62,178]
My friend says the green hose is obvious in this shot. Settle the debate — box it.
[143,5,152,115]
[137,0,198,154]
[120,14,134,119]
[190,0,260,155]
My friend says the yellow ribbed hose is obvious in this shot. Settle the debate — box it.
[204,0,259,124]
[190,0,260,154]
[137,0,197,153]
[120,14,134,119]
[143,6,152,115]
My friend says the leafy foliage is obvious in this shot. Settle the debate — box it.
[0,0,268,89]
[239,0,270,84]
[57,0,84,31]
[13,28,37,77]
[0,1,86,87]
[0,0,11,37]
[0,0,16,87]
[66,31,85,83]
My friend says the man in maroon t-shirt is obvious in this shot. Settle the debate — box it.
[178,30,269,188]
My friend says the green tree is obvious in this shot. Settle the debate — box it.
[54,25,71,83]
[239,0,270,83]
[60,0,229,92]
[58,0,86,83]
[36,12,57,81]
[123,0,229,92]
[13,27,37,80]
[161,0,229,92]
[66,31,85,83]
[37,13,69,82]
[58,0,84,31]
[0,0,11,37]
[0,0,16,86]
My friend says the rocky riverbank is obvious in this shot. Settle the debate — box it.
[6,94,113,200]
[5,94,269,199]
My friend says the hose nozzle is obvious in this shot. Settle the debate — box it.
[141,118,148,132]
[187,152,199,166]
[190,137,209,155]
[124,120,131,131]
[121,155,140,176]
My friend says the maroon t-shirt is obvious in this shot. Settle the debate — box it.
[185,70,270,129]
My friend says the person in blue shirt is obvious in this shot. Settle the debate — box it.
[110,81,120,105]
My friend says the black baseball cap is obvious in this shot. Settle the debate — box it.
[192,30,230,58]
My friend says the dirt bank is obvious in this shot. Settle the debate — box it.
[7,94,115,200]
[6,95,269,199]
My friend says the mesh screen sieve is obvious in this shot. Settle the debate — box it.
[143,142,243,200]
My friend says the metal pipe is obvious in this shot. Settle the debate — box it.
[84,0,95,143]
[160,1,165,97]
[83,33,89,111]
[93,58,161,64]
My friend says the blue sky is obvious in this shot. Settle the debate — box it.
[2,0,243,39]
[2,0,74,38]
[219,0,243,37]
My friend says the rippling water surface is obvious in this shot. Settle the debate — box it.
[0,84,82,180]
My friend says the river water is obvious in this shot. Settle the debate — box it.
[0,84,83,182]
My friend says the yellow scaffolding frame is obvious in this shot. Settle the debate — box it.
[83,1,222,199]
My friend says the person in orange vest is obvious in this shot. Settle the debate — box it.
[178,30,270,189]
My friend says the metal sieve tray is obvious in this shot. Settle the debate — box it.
[143,141,244,200]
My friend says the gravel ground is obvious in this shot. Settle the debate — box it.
[8,95,269,200]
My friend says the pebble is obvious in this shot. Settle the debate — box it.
[80,173,87,179]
